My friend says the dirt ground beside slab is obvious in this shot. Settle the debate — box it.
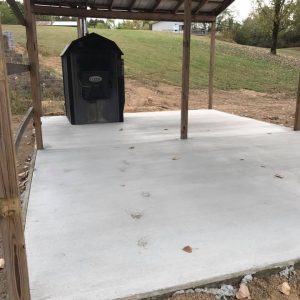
[42,78,297,128]
[169,266,300,300]
[0,79,299,299]
[124,79,296,128]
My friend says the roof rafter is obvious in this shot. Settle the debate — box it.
[32,5,216,22]
[129,0,137,11]
[213,0,235,15]
[6,0,26,26]
[173,0,184,13]
[108,0,114,10]
[152,0,162,12]
[193,0,209,14]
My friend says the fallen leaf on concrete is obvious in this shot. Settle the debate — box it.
[129,146,135,150]
[0,258,5,269]
[172,156,180,160]
[274,174,284,179]
[236,283,251,299]
[278,282,291,295]
[182,245,192,253]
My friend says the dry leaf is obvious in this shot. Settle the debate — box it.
[236,283,251,300]
[278,282,291,296]
[0,258,5,269]
[274,174,284,179]
[182,245,192,253]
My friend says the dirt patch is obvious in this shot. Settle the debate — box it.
[37,56,297,128]
[124,79,296,128]
[170,267,300,300]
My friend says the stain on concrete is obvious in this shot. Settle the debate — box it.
[130,212,143,220]
[137,237,148,248]
[142,192,151,198]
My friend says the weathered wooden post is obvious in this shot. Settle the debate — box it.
[0,23,31,300]
[208,21,216,109]
[294,74,300,131]
[24,0,44,150]
[77,17,88,38]
[181,0,192,139]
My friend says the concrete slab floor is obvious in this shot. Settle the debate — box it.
[25,110,300,300]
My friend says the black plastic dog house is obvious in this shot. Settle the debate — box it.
[61,33,125,125]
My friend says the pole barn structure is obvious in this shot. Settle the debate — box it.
[1,0,300,298]
[0,1,233,297]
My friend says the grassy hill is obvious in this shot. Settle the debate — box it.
[278,47,300,59]
[3,25,299,94]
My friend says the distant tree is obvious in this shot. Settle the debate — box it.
[216,9,241,41]
[53,16,76,21]
[256,0,296,54]
[95,20,110,29]
[234,10,272,47]
[88,19,98,28]
[0,1,19,24]
[117,20,150,30]
[106,19,115,29]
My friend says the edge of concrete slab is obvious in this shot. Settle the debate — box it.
[119,257,300,300]
[22,149,37,228]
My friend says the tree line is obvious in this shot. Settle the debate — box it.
[1,0,299,55]
[218,0,299,54]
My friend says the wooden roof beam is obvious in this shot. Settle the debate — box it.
[32,5,216,22]
[173,0,184,13]
[129,0,137,11]
[152,0,162,12]
[193,0,209,15]
[6,0,26,26]
[108,0,114,10]
[213,0,235,15]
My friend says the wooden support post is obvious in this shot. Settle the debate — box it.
[77,18,83,38]
[294,74,300,131]
[77,17,87,38]
[24,0,43,150]
[180,0,192,139]
[6,0,26,26]
[0,23,31,300]
[208,21,216,109]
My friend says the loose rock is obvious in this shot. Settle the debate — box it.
[0,258,4,269]
[236,283,251,299]
[278,282,291,296]
[173,290,185,296]
[195,284,236,299]
[279,265,295,279]
[241,274,253,284]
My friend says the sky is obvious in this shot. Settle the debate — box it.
[230,0,255,21]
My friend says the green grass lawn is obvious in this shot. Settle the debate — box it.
[3,25,299,94]
[278,47,300,59]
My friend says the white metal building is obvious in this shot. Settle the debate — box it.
[152,21,184,33]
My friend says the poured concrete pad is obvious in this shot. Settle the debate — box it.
[26,110,300,300]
